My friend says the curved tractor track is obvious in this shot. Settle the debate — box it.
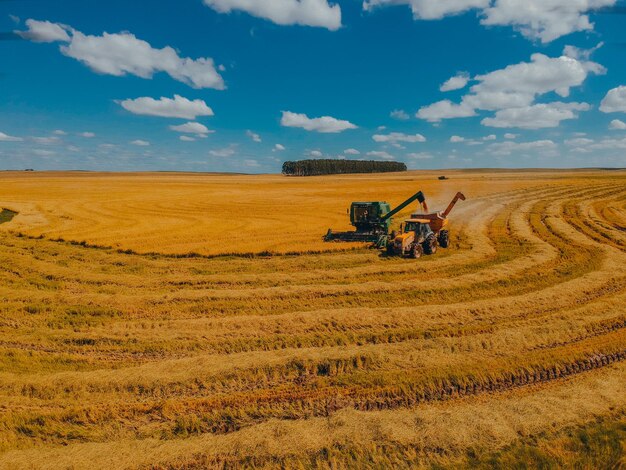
[0,171,625,469]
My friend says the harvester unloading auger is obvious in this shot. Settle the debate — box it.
[324,190,466,257]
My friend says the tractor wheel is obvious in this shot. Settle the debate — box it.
[410,243,423,259]
[438,230,449,248]
[386,243,395,256]
[423,234,437,255]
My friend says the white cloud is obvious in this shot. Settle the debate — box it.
[32,149,57,157]
[609,119,626,130]
[467,53,602,109]
[586,137,626,151]
[281,111,357,133]
[563,43,604,62]
[363,0,614,42]
[170,122,212,136]
[79,132,95,138]
[390,109,410,120]
[203,0,342,30]
[565,137,594,146]
[363,0,489,20]
[504,133,518,139]
[131,140,150,146]
[483,134,496,140]
[32,136,61,144]
[440,72,470,92]
[419,52,602,128]
[0,132,23,142]
[406,152,433,159]
[246,130,262,143]
[209,147,236,157]
[309,150,323,157]
[53,130,67,136]
[487,139,557,156]
[16,19,70,42]
[481,102,590,129]
[450,135,465,143]
[416,100,476,122]
[119,95,214,120]
[179,136,196,142]
[366,150,394,160]
[344,148,360,155]
[274,144,286,151]
[481,0,616,43]
[372,132,426,143]
[244,159,261,168]
[19,20,225,90]
[600,86,626,113]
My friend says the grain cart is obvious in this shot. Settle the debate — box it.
[324,190,426,248]
[387,192,466,258]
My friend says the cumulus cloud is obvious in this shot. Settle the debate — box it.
[481,0,615,43]
[483,134,496,140]
[170,122,212,136]
[372,132,426,143]
[366,150,395,160]
[481,102,590,129]
[53,130,67,136]
[363,0,616,42]
[246,130,262,143]
[0,132,23,142]
[310,150,323,157]
[16,19,70,42]
[504,133,518,139]
[344,148,360,155]
[416,100,476,122]
[487,139,557,156]
[79,132,95,138]
[179,136,196,142]
[419,51,602,128]
[600,86,626,113]
[406,152,433,159]
[32,136,61,145]
[440,72,470,92]
[609,119,626,130]
[565,137,594,146]
[281,111,357,133]
[119,95,214,120]
[130,140,150,146]
[390,109,410,120]
[363,0,489,20]
[203,0,342,30]
[274,144,286,151]
[18,20,225,90]
[450,135,465,143]
[209,146,237,157]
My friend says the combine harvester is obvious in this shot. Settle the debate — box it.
[324,191,427,248]
[324,190,465,258]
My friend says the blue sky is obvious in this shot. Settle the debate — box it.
[1,0,625,172]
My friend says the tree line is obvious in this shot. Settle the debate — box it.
[282,159,407,176]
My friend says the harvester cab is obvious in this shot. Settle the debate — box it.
[387,191,466,257]
[324,191,426,248]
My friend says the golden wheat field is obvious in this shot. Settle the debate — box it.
[0,169,625,469]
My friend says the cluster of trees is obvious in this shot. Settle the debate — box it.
[282,159,407,176]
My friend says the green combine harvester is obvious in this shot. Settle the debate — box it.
[324,190,426,248]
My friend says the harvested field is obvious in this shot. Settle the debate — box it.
[0,169,625,469]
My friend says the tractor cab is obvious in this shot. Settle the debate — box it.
[350,202,391,232]
[402,219,434,238]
